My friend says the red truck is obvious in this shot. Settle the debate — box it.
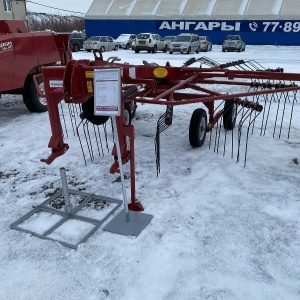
[0,20,71,112]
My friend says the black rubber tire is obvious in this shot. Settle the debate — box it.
[22,75,47,113]
[135,49,139,53]
[169,51,173,54]
[124,103,132,125]
[189,108,207,147]
[187,47,191,54]
[114,45,118,51]
[73,44,80,52]
[163,45,168,53]
[81,97,109,125]
[86,49,91,52]
[152,45,157,54]
[223,100,237,130]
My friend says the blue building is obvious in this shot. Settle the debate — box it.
[85,0,300,45]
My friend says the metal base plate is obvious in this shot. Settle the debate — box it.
[10,189,122,249]
[103,209,153,237]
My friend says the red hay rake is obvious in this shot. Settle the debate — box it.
[40,51,300,211]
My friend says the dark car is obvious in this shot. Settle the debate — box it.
[70,32,86,52]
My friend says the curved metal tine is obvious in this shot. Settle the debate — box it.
[222,103,242,159]
[59,102,69,139]
[287,91,297,139]
[261,94,273,136]
[273,91,284,138]
[91,124,104,158]
[76,119,88,165]
[154,125,161,177]
[245,60,256,71]
[95,125,105,156]
[278,91,289,139]
[250,94,260,135]
[215,117,223,154]
[103,120,111,153]
[244,110,262,167]
[67,103,78,136]
[209,100,224,150]
[83,121,96,161]
[236,106,252,164]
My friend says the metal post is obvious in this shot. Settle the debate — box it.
[112,117,130,222]
[60,167,73,217]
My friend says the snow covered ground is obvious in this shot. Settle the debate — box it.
[1,45,300,300]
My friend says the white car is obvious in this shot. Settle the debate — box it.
[199,36,212,51]
[83,36,118,52]
[115,34,136,49]
[134,33,168,53]
[169,33,201,54]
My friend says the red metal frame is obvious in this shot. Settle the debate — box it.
[40,53,300,211]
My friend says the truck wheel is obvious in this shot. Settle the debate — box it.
[73,44,80,52]
[189,108,207,147]
[22,75,47,113]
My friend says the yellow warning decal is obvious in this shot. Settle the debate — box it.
[85,71,94,78]
[153,67,168,78]
[87,81,93,93]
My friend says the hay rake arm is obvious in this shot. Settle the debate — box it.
[40,52,300,208]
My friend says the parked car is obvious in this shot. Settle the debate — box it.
[169,33,201,54]
[131,40,136,50]
[70,32,86,52]
[222,35,245,52]
[115,33,136,49]
[83,36,118,52]
[199,36,212,51]
[163,35,176,50]
[134,33,167,53]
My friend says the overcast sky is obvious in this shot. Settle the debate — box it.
[26,0,94,16]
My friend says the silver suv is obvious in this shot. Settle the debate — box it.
[222,35,245,52]
[134,33,167,53]
[169,33,201,54]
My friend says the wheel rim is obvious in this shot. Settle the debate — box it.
[199,116,206,140]
[124,107,130,125]
[38,82,47,106]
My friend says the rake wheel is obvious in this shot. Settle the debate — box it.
[81,96,109,125]
[124,102,132,125]
[223,100,237,130]
[189,108,207,147]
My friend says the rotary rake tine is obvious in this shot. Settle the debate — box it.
[235,101,262,166]
[209,98,263,167]
[287,90,297,139]
[259,87,297,140]
[154,105,173,176]
[76,114,111,165]
[58,102,69,139]
[208,100,224,154]
[67,103,82,136]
